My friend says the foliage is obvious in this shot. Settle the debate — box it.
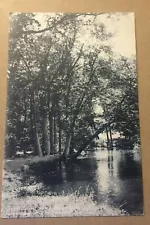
[5,13,140,158]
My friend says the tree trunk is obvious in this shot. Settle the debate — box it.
[58,115,62,155]
[6,137,16,159]
[35,125,43,157]
[72,123,106,160]
[53,115,57,154]
[108,124,113,149]
[106,125,110,148]
[30,92,39,156]
[49,111,54,154]
[24,99,27,124]
[43,114,50,155]
[64,134,72,157]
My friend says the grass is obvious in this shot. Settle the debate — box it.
[1,169,128,218]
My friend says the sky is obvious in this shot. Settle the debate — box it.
[35,12,136,58]
[104,13,136,58]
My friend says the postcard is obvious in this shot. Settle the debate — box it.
[1,12,143,218]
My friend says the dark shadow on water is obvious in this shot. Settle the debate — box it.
[23,157,99,198]
[116,152,143,214]
[118,153,142,179]
[22,149,143,215]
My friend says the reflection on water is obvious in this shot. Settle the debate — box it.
[27,148,143,215]
[95,149,143,214]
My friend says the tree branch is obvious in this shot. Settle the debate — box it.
[22,13,104,35]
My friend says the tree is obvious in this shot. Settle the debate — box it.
[5,13,140,160]
[97,56,140,147]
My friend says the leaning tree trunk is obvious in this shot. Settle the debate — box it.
[72,123,106,160]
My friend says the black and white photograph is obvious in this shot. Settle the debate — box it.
[1,12,143,218]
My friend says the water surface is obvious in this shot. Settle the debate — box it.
[27,148,143,215]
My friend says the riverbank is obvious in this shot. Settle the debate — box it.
[4,154,60,172]
[1,169,128,218]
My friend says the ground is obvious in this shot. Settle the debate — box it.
[1,157,128,218]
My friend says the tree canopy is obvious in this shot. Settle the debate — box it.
[5,13,140,159]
